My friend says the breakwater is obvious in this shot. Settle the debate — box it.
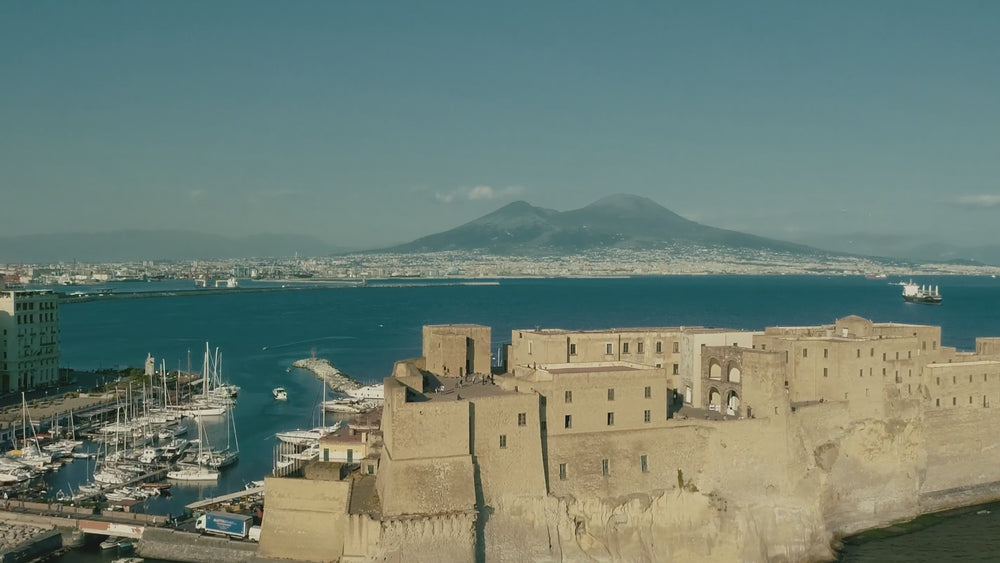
[291,358,362,393]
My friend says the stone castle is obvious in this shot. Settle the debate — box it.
[257,316,1000,562]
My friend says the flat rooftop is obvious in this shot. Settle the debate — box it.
[423,375,514,402]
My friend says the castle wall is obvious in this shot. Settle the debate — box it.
[469,393,546,503]
[513,364,671,436]
[925,360,1000,409]
[258,476,351,562]
[509,328,685,375]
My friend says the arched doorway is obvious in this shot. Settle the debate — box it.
[708,387,722,411]
[726,390,740,416]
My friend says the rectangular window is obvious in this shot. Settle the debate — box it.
[623,342,630,354]
[606,343,613,355]
[643,409,651,423]
[672,341,679,354]
[602,459,610,476]
[672,363,679,375]
[500,435,507,449]
[896,352,900,360]
[607,412,615,426]
[871,348,875,357]
[569,343,577,356]
[564,415,572,429]
[559,463,567,480]
[608,388,615,401]
[517,412,526,426]
[640,454,648,473]
[803,348,808,358]
[823,367,828,377]
[824,348,828,358]
[857,349,860,358]
[637,342,644,354]
[644,386,651,398]
[655,341,662,354]
[565,390,572,403]
[883,352,887,361]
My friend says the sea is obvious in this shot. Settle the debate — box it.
[32,275,1000,562]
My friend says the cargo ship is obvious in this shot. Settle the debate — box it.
[902,281,942,305]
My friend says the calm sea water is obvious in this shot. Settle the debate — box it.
[40,275,1000,561]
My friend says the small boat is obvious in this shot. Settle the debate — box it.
[100,536,128,550]
[902,280,942,305]
[273,387,288,401]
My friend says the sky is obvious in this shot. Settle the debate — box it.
[2,1,999,250]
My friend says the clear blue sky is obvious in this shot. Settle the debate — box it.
[2,1,998,250]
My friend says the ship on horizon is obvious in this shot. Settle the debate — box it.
[902,280,942,305]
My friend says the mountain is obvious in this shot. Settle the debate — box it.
[0,230,343,263]
[794,233,1000,267]
[383,194,822,255]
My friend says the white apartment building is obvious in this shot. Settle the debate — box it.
[0,290,60,393]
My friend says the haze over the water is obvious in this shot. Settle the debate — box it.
[2,2,998,253]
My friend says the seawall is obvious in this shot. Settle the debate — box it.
[138,528,259,563]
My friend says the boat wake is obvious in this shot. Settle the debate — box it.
[261,336,357,352]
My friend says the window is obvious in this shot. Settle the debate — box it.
[565,390,572,403]
[528,341,532,355]
[644,386,651,398]
[871,348,875,357]
[896,352,899,360]
[607,412,615,426]
[823,367,828,377]
[824,348,828,358]
[623,342,630,354]
[882,368,886,376]
[643,409,651,423]
[656,341,662,353]
[672,342,679,353]
[882,353,887,361]
[517,412,526,426]
[569,343,577,356]
[803,348,808,358]
[500,435,507,449]
[608,388,615,401]
[936,398,940,407]
[559,463,567,480]
[672,364,679,375]
[602,459,610,476]
[564,415,572,429]
[640,454,648,473]
[857,349,861,358]
[606,343,613,355]
[637,342,644,354]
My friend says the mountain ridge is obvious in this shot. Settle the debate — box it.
[382,194,823,256]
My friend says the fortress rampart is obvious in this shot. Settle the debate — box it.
[262,317,1000,562]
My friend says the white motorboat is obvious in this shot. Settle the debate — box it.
[273,387,288,401]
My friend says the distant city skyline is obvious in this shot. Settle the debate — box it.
[2,2,999,251]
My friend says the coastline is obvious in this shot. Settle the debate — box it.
[291,357,362,393]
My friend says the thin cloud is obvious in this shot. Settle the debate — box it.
[956,194,1000,208]
[435,185,525,204]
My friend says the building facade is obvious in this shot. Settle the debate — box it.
[0,290,60,393]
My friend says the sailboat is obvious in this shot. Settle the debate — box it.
[8,392,52,469]
[198,401,239,469]
[166,413,219,481]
